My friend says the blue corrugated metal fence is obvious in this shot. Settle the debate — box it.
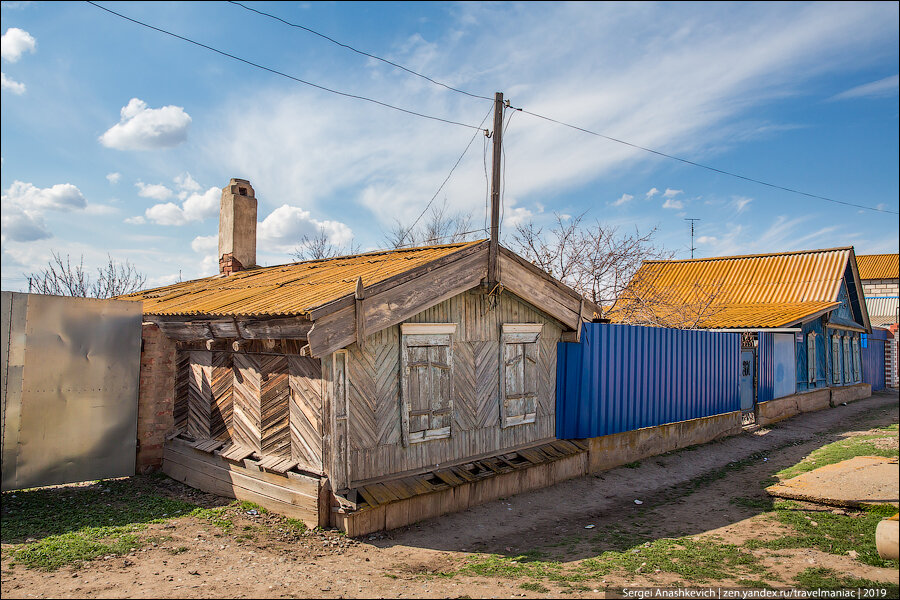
[757,331,774,403]
[861,328,889,391]
[556,323,741,440]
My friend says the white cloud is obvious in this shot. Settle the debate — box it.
[136,181,174,201]
[174,172,202,198]
[696,236,717,244]
[1,27,35,62]
[124,215,146,225]
[611,193,634,207]
[663,188,683,199]
[2,180,86,211]
[106,172,121,184]
[662,198,684,210]
[1,71,24,94]
[1,205,50,242]
[191,235,217,254]
[258,204,353,252]
[645,187,659,198]
[502,203,534,229]
[1,180,87,242]
[731,196,753,213]
[84,203,118,216]
[141,186,219,226]
[99,98,191,150]
[831,74,899,100]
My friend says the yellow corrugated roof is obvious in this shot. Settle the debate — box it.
[608,247,854,328]
[857,253,899,280]
[121,241,483,316]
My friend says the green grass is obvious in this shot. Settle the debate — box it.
[794,568,899,596]
[729,496,774,511]
[520,581,550,593]
[0,476,268,570]
[776,427,898,481]
[745,504,899,568]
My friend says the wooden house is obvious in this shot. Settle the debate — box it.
[125,179,596,534]
[606,247,872,420]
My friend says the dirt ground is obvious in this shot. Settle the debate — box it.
[2,390,898,599]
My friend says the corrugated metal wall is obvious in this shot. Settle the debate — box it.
[757,331,774,404]
[556,323,740,439]
[862,328,889,391]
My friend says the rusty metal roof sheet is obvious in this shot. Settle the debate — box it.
[857,254,899,280]
[120,241,483,316]
[609,247,855,328]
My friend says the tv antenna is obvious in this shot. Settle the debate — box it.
[684,218,700,259]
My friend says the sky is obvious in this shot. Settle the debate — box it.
[1,1,898,292]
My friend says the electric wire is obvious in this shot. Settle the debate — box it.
[511,105,898,215]
[85,1,486,131]
[392,104,495,249]
[227,0,492,101]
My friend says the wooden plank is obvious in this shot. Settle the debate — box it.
[219,443,255,462]
[498,251,580,329]
[237,316,313,339]
[187,351,213,440]
[163,443,318,524]
[307,246,488,357]
[288,356,324,472]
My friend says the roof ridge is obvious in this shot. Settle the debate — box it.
[642,246,853,264]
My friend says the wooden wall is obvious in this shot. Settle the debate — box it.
[331,288,564,488]
[174,349,324,474]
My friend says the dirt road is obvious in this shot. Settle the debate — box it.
[2,391,898,598]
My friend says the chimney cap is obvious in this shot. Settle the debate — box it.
[226,178,255,198]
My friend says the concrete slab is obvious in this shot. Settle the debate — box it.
[767,456,899,508]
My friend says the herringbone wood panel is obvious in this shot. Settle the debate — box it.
[288,355,323,470]
[373,328,401,446]
[232,353,261,453]
[210,352,233,441]
[453,341,475,430]
[473,341,499,428]
[348,342,377,450]
[187,351,212,439]
[174,351,190,432]
[259,355,290,458]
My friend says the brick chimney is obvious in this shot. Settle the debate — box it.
[218,178,257,275]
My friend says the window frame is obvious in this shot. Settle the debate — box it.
[831,334,841,384]
[500,323,543,428]
[399,323,457,446]
[852,336,861,383]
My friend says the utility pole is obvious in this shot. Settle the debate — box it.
[487,91,504,286]
[684,217,700,259]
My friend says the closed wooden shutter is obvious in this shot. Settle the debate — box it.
[400,324,456,445]
[500,324,541,428]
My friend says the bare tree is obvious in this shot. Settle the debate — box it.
[607,267,730,329]
[291,226,359,261]
[384,199,476,249]
[508,213,671,310]
[25,251,147,298]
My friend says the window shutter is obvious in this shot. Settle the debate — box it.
[400,323,455,445]
[500,324,541,428]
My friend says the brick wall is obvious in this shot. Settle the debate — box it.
[862,279,899,297]
[136,323,177,473]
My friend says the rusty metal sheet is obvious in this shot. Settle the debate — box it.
[119,240,483,317]
[1,293,142,491]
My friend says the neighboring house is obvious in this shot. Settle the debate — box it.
[607,248,872,411]
[856,253,899,388]
[856,253,899,328]
[124,179,597,533]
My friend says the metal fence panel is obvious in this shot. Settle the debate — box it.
[556,323,740,440]
[1,292,142,491]
[757,331,775,404]
[862,328,889,391]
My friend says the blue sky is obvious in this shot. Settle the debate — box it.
[2,1,898,291]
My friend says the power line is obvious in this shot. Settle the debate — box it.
[393,105,495,249]
[513,105,899,216]
[227,1,492,102]
[85,1,486,131]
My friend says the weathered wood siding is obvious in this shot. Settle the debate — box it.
[338,289,563,487]
[174,348,324,474]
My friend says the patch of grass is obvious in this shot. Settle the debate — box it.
[1,475,199,543]
[168,546,188,555]
[520,581,550,593]
[622,461,641,469]
[776,428,899,481]
[12,527,143,570]
[580,537,768,583]
[284,518,308,534]
[745,504,898,568]
[794,567,899,596]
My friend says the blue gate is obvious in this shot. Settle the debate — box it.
[557,323,741,440]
